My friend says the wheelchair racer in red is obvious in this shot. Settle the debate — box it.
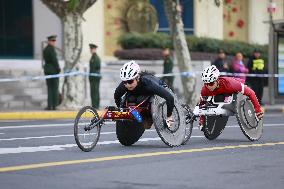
[199,65,264,127]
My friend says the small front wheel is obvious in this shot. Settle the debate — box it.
[74,106,101,152]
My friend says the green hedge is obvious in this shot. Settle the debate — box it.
[118,32,172,49]
[117,33,268,60]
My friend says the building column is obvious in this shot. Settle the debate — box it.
[194,0,223,39]
[248,0,270,45]
[81,0,104,62]
[32,0,62,59]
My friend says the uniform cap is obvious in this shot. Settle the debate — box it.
[47,35,57,41]
[89,43,98,49]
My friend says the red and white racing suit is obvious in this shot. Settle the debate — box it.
[200,77,262,114]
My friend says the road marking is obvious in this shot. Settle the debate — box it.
[0,141,283,173]
[0,123,72,129]
[0,138,160,155]
[0,122,283,130]
[1,123,283,142]
[0,136,204,155]
[0,129,155,141]
[0,132,115,141]
[0,122,116,130]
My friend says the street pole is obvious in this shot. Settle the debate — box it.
[268,24,275,105]
[268,0,276,105]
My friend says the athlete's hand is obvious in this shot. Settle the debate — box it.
[166,116,174,128]
[256,111,264,121]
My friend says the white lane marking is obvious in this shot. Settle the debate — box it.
[0,134,76,141]
[0,129,155,141]
[0,123,283,142]
[0,133,4,135]
[0,136,203,155]
[0,123,72,129]
[0,114,284,130]
[0,122,115,130]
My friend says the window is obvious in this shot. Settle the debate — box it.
[0,0,33,58]
[150,0,194,34]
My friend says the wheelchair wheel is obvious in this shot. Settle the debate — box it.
[152,93,186,147]
[235,94,263,141]
[181,104,194,145]
[116,120,145,146]
[74,106,101,152]
[203,116,229,140]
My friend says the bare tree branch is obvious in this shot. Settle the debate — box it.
[79,0,98,14]
[41,0,67,17]
[215,0,221,7]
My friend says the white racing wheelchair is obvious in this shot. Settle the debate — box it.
[182,93,263,143]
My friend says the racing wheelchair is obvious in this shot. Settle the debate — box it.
[74,89,192,152]
[184,93,263,142]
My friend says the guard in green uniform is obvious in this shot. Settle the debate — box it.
[43,35,61,110]
[89,43,101,109]
[162,48,174,90]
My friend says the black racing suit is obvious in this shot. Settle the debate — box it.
[114,74,174,117]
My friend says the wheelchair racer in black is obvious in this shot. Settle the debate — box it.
[114,60,175,127]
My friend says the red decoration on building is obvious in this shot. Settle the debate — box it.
[106,31,112,36]
[229,31,234,37]
[114,18,120,25]
[237,19,245,28]
[225,0,232,4]
[107,4,112,9]
[232,7,238,12]
[223,14,226,19]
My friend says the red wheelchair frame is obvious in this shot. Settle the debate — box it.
[100,96,151,121]
[83,96,151,132]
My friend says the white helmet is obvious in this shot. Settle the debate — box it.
[201,65,220,83]
[120,60,141,81]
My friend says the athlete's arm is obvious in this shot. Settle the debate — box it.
[242,85,262,113]
[147,81,174,117]
[226,78,262,114]
[114,82,127,107]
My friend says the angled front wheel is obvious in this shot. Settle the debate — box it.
[74,106,101,152]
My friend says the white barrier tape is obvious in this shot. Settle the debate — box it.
[0,71,83,83]
[155,72,196,77]
[0,71,284,83]
[156,71,284,78]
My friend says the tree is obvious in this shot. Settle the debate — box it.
[164,0,197,106]
[41,0,97,109]
[164,0,222,106]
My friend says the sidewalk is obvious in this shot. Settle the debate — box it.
[0,105,283,120]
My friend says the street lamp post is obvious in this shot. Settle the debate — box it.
[268,0,276,105]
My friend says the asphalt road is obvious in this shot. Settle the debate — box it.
[0,114,284,189]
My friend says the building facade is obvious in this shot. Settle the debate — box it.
[0,0,284,61]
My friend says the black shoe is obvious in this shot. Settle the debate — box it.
[44,107,51,110]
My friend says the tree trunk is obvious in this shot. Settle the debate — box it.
[164,0,197,106]
[40,0,98,110]
[60,13,85,110]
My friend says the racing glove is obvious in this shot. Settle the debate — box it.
[165,116,174,128]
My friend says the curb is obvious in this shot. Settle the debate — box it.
[263,107,284,114]
[0,110,104,120]
[0,107,283,120]
[0,111,79,120]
